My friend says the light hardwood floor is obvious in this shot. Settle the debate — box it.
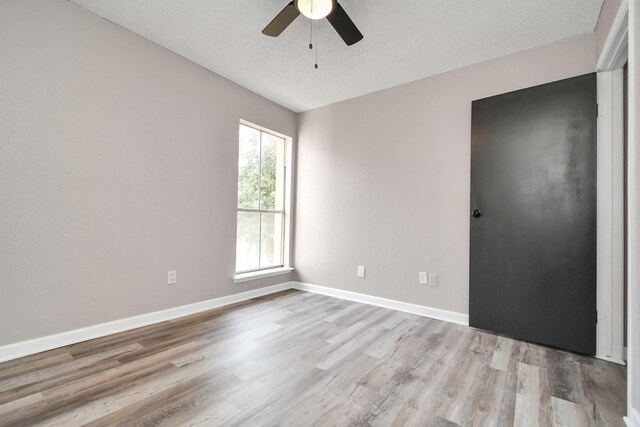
[0,290,626,426]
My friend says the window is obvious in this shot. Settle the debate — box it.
[234,121,292,281]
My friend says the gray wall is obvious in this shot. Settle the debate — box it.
[0,0,296,345]
[294,34,597,315]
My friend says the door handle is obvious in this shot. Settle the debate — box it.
[472,209,482,218]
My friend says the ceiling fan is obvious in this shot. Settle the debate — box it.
[262,0,363,46]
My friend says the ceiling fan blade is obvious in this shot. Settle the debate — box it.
[326,2,363,46]
[262,2,301,37]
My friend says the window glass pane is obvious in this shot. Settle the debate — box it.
[236,211,260,272]
[237,125,260,209]
[260,212,284,268]
[260,133,286,211]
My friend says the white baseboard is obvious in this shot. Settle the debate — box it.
[595,354,627,365]
[0,282,293,363]
[0,280,470,363]
[625,408,640,427]
[291,281,469,326]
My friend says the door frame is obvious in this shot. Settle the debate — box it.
[596,0,628,366]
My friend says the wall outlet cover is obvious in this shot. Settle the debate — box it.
[419,272,428,285]
[357,265,366,278]
[168,270,177,285]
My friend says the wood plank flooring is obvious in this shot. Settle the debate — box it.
[0,290,626,426]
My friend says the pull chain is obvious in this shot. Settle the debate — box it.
[308,0,318,69]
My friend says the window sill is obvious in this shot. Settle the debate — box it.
[233,267,294,284]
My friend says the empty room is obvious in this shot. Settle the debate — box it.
[1,0,639,425]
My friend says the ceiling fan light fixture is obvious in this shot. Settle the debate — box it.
[295,0,334,20]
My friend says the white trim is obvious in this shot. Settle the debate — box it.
[282,123,294,273]
[236,119,294,275]
[0,281,469,363]
[0,282,293,363]
[596,70,626,365]
[239,118,290,141]
[291,281,469,326]
[596,0,633,419]
[627,0,638,421]
[596,354,627,365]
[233,267,294,283]
[625,409,640,427]
[597,0,629,71]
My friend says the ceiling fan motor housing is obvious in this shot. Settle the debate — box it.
[295,0,336,20]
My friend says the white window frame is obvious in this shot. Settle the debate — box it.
[233,119,293,283]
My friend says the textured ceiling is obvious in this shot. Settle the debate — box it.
[69,0,604,112]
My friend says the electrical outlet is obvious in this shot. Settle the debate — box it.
[357,265,366,278]
[168,270,177,285]
[419,272,428,285]
[428,273,439,287]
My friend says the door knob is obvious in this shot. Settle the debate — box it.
[472,209,482,218]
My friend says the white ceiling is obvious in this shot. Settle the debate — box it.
[69,0,605,112]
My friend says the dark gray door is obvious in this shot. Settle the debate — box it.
[469,73,597,355]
